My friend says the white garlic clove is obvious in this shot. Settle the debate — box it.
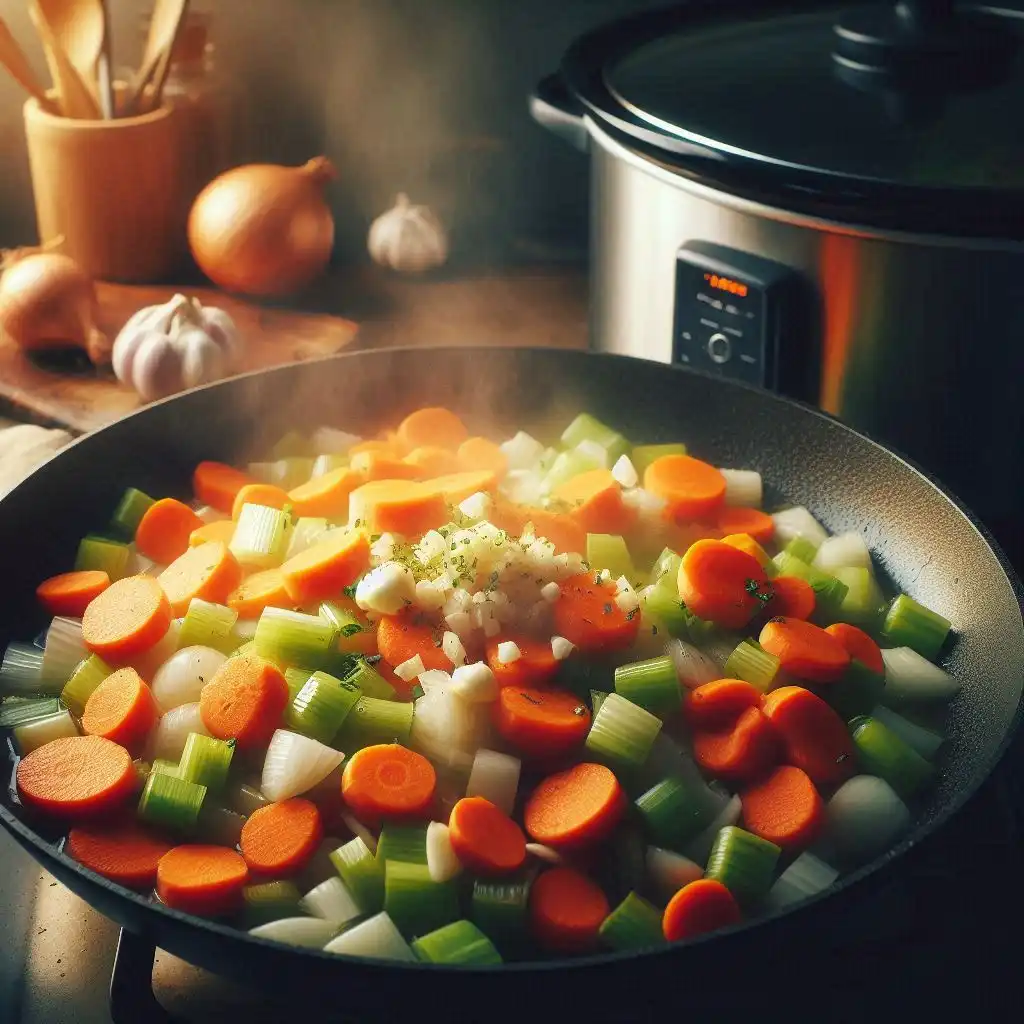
[368,193,449,274]
[178,329,229,389]
[131,331,184,401]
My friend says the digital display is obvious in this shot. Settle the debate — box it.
[704,272,749,298]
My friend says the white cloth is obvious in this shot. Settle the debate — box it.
[0,424,72,496]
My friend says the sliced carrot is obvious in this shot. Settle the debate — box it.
[825,622,885,675]
[67,821,173,888]
[720,532,774,571]
[684,678,763,730]
[523,762,626,851]
[448,796,527,876]
[552,469,635,535]
[644,455,727,521]
[82,575,172,661]
[349,439,400,459]
[279,529,370,606]
[341,743,437,822]
[767,576,816,621]
[231,482,291,521]
[36,570,110,618]
[662,879,742,942]
[199,654,289,751]
[348,479,447,537]
[227,568,292,618]
[714,506,775,544]
[761,685,856,787]
[759,616,851,684]
[158,541,243,616]
[189,519,236,547]
[157,845,249,916]
[422,469,499,504]
[677,538,770,629]
[240,798,323,877]
[288,467,366,520]
[691,705,778,785]
[16,735,136,819]
[485,634,560,689]
[81,667,158,754]
[489,500,587,556]
[193,461,254,515]
[457,436,508,480]
[494,686,591,760]
[396,407,469,451]
[551,573,641,653]
[135,498,204,565]
[740,764,824,852]
[377,611,453,675]
[403,445,460,478]
[529,866,610,953]
[349,450,423,482]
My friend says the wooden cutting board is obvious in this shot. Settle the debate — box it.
[0,283,359,434]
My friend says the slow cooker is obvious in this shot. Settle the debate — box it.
[531,0,1024,560]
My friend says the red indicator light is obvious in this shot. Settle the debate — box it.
[704,272,748,298]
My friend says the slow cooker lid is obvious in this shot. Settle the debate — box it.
[563,1,1024,236]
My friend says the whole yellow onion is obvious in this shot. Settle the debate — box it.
[187,157,337,297]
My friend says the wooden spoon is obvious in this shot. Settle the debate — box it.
[126,0,189,115]
[28,0,100,118]
[0,15,58,112]
[36,0,106,105]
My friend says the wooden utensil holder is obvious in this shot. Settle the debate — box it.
[23,85,187,282]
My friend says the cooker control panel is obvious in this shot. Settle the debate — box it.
[673,241,802,391]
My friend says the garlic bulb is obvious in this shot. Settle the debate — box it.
[112,294,240,402]
[367,194,448,274]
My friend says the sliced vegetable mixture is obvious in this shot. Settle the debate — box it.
[0,409,958,963]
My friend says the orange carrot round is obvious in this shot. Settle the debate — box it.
[377,612,453,675]
[341,743,436,822]
[350,451,424,482]
[231,483,291,521]
[423,469,500,504]
[644,455,727,521]
[288,467,366,519]
[279,529,370,606]
[193,461,254,514]
[825,622,884,674]
[16,735,137,819]
[552,469,635,536]
[403,446,460,478]
[36,570,111,618]
[494,687,591,760]
[199,654,289,751]
[157,845,249,916]
[759,616,851,683]
[158,541,243,616]
[662,879,742,941]
[740,764,824,851]
[135,498,204,565]
[485,634,560,689]
[67,821,173,888]
[551,573,641,653]
[348,479,447,537]
[529,866,610,953]
[457,436,508,480]
[227,568,293,618]
[677,539,770,629]
[448,796,527,876]
[523,762,625,851]
[691,705,778,785]
[396,407,469,451]
[239,798,323,877]
[767,576,816,621]
[761,685,856,787]
[81,667,158,754]
[82,575,172,661]
[489,501,587,556]
[719,532,773,571]
[684,678,763,731]
[714,506,775,544]
[189,519,236,548]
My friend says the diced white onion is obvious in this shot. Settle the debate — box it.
[442,631,467,667]
[193,505,226,525]
[683,794,742,865]
[444,610,473,639]
[525,843,564,865]
[450,662,498,704]
[41,617,87,689]
[771,506,829,548]
[665,638,721,689]
[414,578,446,611]
[311,426,361,454]
[261,729,345,802]
[322,912,415,961]
[813,532,872,573]
[126,618,181,681]
[540,581,561,603]
[575,439,609,468]
[426,821,462,882]
[881,647,960,705]
[411,685,488,766]
[622,487,667,517]
[870,705,944,760]
[646,846,704,900]
[250,917,339,949]
[610,453,639,489]
[500,469,545,506]
[369,532,397,563]
[500,431,545,471]
[482,614,501,638]
[458,491,493,521]
[145,702,208,762]
[416,530,447,563]
[354,561,416,615]
[551,636,575,660]
[301,877,361,927]
[394,655,425,682]
[764,853,839,912]
[614,578,640,614]
[418,669,452,693]
[496,641,521,665]
[720,468,763,508]
[151,645,227,711]
[553,552,585,579]
[465,748,520,816]
[823,775,911,868]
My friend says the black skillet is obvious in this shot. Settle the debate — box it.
[1,348,1022,1022]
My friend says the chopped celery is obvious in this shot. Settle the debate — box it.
[74,535,131,580]
[230,504,291,570]
[599,892,665,951]
[635,777,712,850]
[244,881,306,927]
[723,640,780,693]
[341,660,397,701]
[413,920,502,965]
[560,413,630,464]
[586,534,636,580]
[320,602,375,655]
[765,853,839,912]
[179,599,238,654]
[613,656,680,717]
[833,566,887,630]
[771,551,848,622]
[285,670,361,744]
[0,696,62,729]
[61,655,112,716]
[705,826,781,906]
[630,443,687,477]
[639,584,690,638]
[41,617,88,691]
[850,717,934,800]
[881,594,951,661]
[336,696,413,749]
[284,667,310,701]
[270,431,313,460]
[1,642,46,695]
[311,454,348,478]
[384,861,459,938]
[470,876,532,949]
[109,487,155,539]
[14,710,78,753]
[253,608,337,670]
[179,733,234,792]
[543,449,602,493]
[330,837,386,914]
[275,457,314,490]
[286,517,329,559]
[783,536,819,564]
[870,705,944,761]
[590,689,609,717]
[826,660,886,722]
[649,547,682,586]
[150,759,182,778]
[585,692,662,772]
[227,781,269,817]
[376,824,429,865]
[137,772,206,832]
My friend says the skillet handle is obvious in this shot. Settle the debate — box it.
[529,73,590,153]
[109,929,179,1024]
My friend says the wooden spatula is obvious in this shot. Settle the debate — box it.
[28,0,100,117]
[0,14,58,112]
